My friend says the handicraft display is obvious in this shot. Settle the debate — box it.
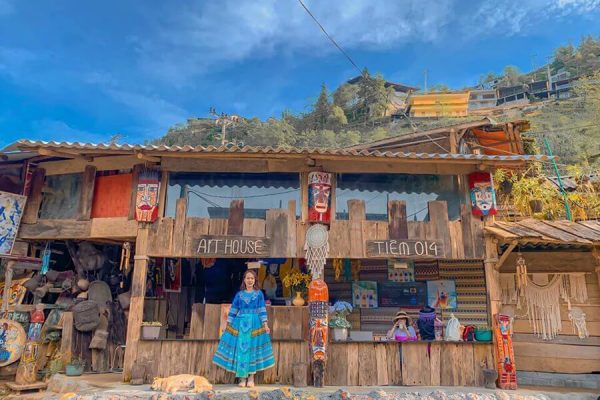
[307,172,332,223]
[468,172,497,217]
[0,190,27,256]
[0,319,27,367]
[352,281,378,308]
[15,306,45,385]
[135,168,160,222]
[304,224,329,280]
[163,258,182,293]
[494,313,517,390]
[387,260,415,282]
[427,280,457,309]
[308,278,329,388]
[500,271,589,340]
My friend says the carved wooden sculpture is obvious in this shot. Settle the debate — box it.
[494,313,517,390]
[308,279,328,387]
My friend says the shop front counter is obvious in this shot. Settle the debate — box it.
[137,304,493,386]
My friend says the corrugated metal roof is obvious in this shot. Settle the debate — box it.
[3,139,552,163]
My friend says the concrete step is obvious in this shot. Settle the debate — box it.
[518,371,600,390]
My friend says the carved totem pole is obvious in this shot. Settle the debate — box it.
[305,171,333,387]
[494,313,517,389]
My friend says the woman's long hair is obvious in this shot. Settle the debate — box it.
[240,269,260,291]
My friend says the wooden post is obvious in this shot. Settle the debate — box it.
[122,227,150,381]
[79,165,97,220]
[449,128,458,154]
[300,172,309,223]
[21,168,46,224]
[1,260,15,314]
[483,234,501,320]
[157,170,169,219]
[227,200,244,235]
[388,200,408,239]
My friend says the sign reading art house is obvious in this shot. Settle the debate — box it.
[196,235,271,257]
[366,239,445,258]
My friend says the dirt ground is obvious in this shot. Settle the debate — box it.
[1,373,599,400]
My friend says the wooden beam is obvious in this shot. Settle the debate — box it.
[495,240,517,270]
[227,200,244,236]
[388,200,408,240]
[18,219,92,239]
[449,128,458,153]
[37,148,93,162]
[1,261,14,313]
[135,152,161,163]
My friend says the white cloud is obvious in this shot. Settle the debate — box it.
[465,0,600,36]
[0,47,37,79]
[135,0,456,85]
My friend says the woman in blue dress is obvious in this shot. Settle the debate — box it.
[213,270,275,387]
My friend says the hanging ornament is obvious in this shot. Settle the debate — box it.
[515,253,528,291]
[304,224,329,280]
[201,258,216,268]
[119,242,132,289]
[40,242,51,276]
[568,306,589,339]
[332,259,342,281]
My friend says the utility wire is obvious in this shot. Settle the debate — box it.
[297,0,362,74]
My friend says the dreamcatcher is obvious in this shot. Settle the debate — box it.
[304,224,329,280]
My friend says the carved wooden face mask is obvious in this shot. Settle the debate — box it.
[308,172,332,222]
[469,172,497,217]
[135,170,160,222]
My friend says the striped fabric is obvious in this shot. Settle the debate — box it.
[438,260,488,326]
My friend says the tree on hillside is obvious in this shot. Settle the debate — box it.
[429,83,450,92]
[311,84,332,130]
[500,65,522,86]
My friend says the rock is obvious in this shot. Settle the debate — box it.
[367,390,388,400]
[47,374,91,394]
[260,388,294,400]
[329,389,351,400]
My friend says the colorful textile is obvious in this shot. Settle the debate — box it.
[414,261,439,281]
[213,290,275,378]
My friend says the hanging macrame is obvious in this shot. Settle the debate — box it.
[304,224,329,280]
[522,274,569,340]
[500,274,518,305]
[567,273,588,303]
[568,306,589,339]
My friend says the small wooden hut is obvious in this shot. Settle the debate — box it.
[0,132,548,387]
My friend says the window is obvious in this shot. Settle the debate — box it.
[335,173,462,221]
[166,172,301,219]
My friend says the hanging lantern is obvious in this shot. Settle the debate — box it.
[515,253,528,291]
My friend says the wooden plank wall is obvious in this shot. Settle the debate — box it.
[500,251,600,374]
[146,199,484,259]
[137,302,493,386]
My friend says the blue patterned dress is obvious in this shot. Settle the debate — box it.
[213,290,276,378]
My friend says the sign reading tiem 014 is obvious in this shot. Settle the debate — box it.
[365,239,445,258]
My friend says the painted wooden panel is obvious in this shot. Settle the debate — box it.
[39,173,82,219]
[91,173,133,218]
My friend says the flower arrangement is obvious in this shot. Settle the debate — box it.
[282,271,311,294]
[329,301,353,329]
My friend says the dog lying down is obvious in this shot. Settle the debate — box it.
[151,375,213,394]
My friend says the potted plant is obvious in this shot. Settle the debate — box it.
[65,357,85,377]
[141,321,163,339]
[329,301,353,341]
[282,271,311,306]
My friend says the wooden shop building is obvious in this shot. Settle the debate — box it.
[0,130,550,387]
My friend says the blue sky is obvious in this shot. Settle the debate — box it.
[1,0,599,147]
